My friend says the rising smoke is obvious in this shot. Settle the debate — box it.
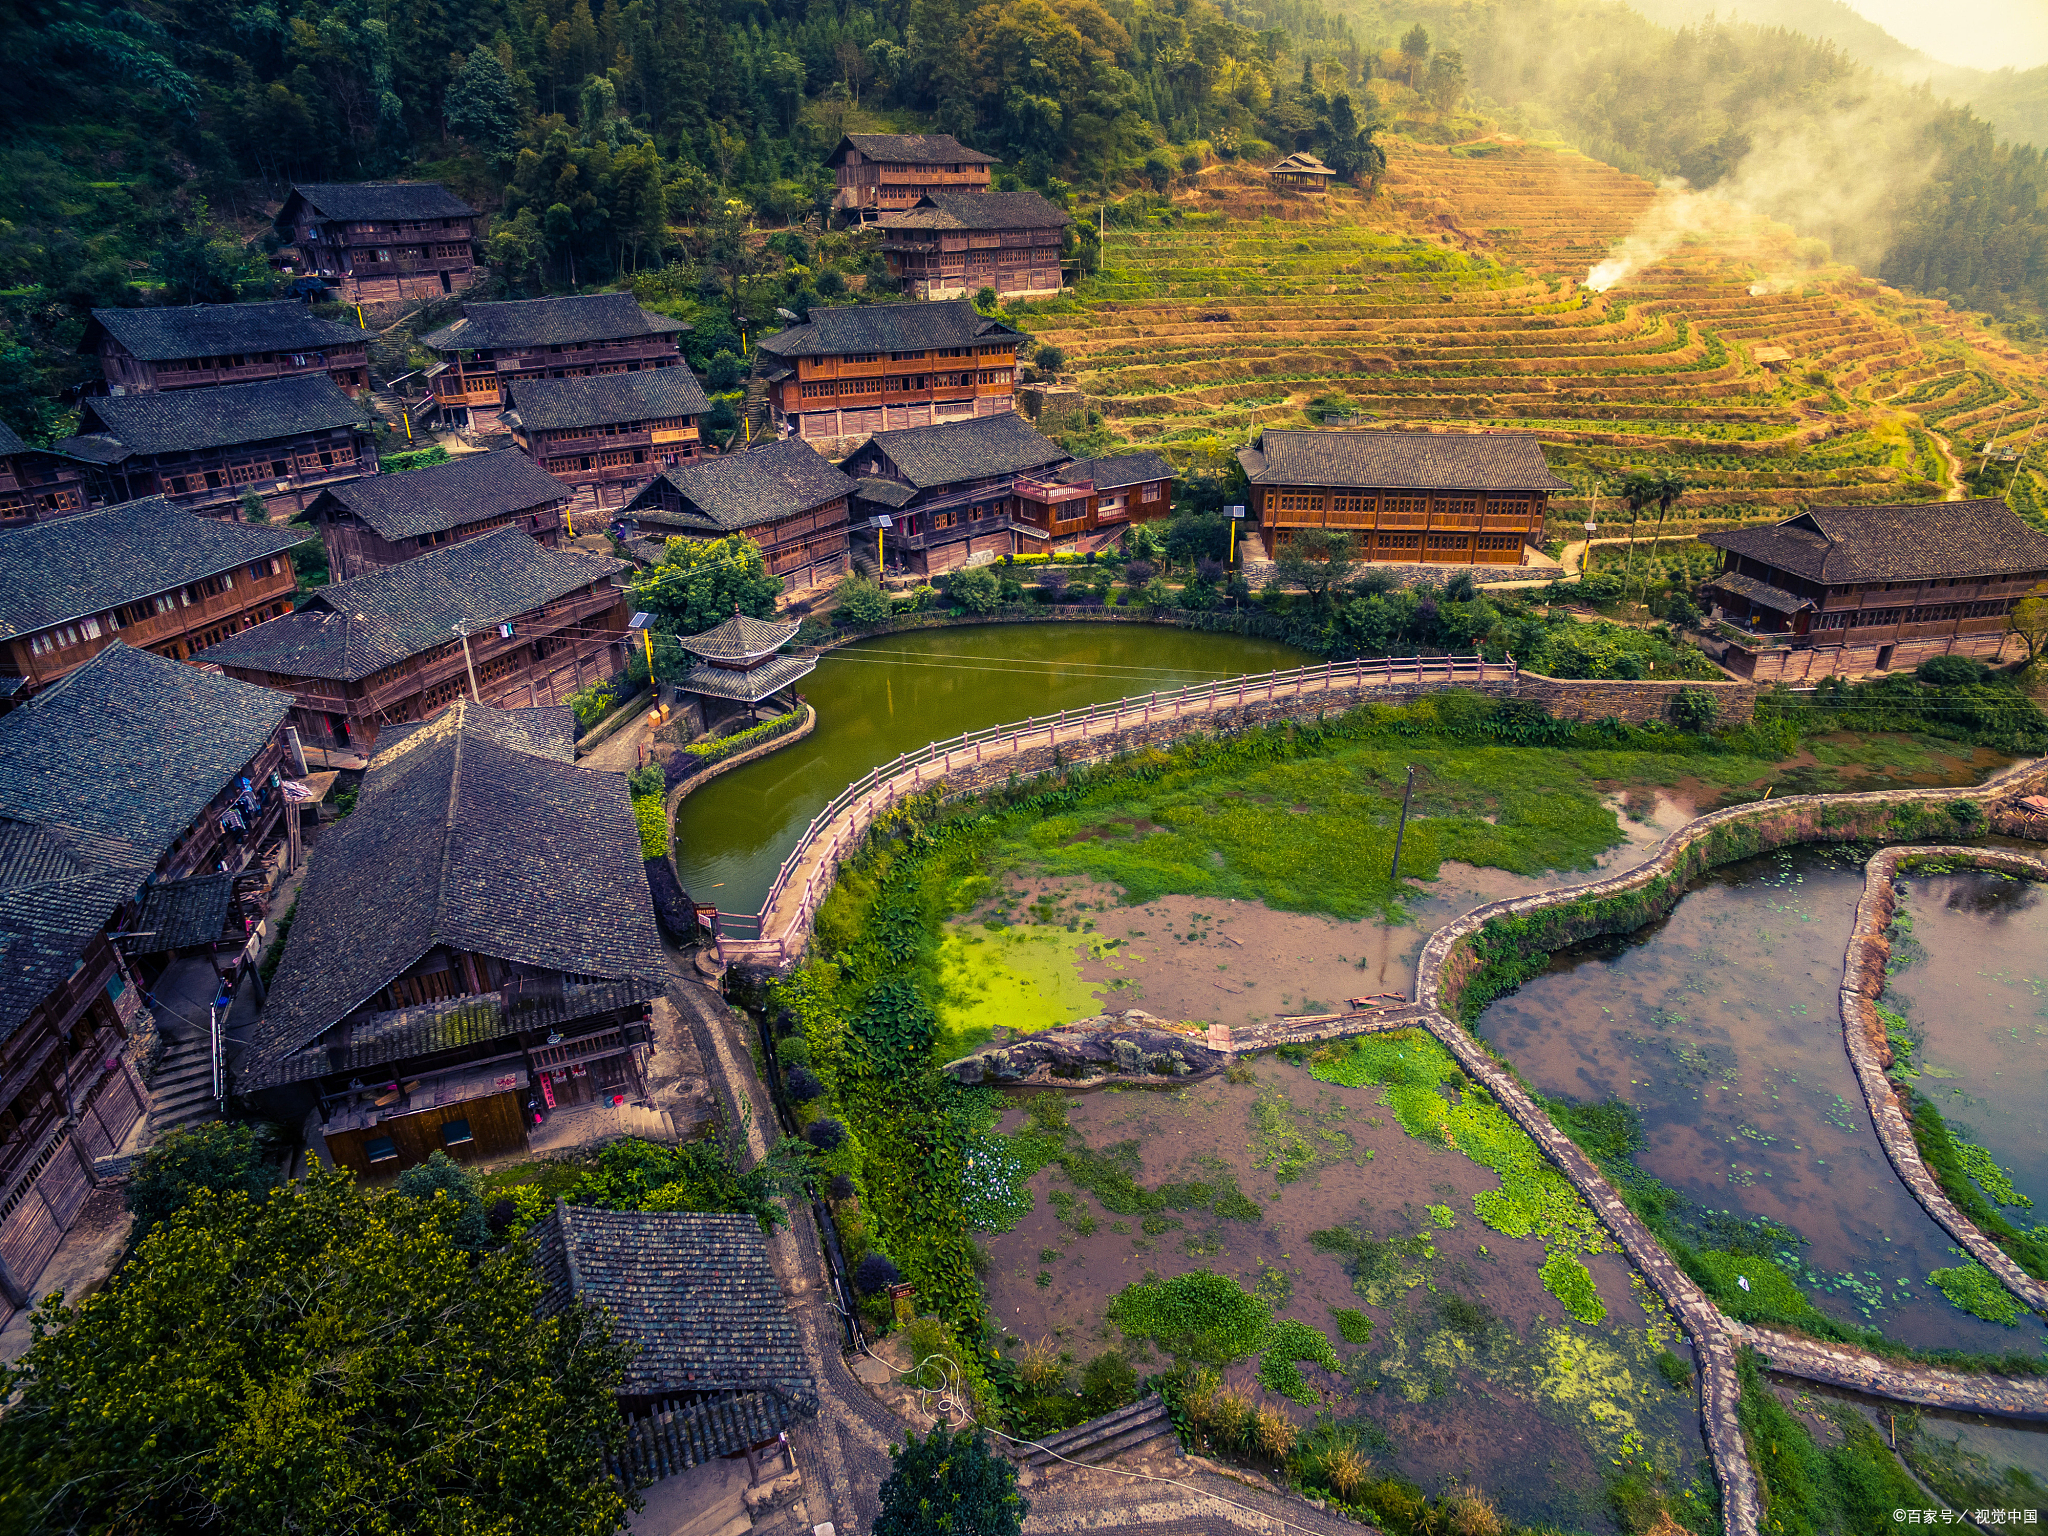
[1585,92,1941,292]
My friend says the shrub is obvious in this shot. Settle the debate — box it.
[1015,1337,1065,1393]
[1253,1404,1296,1458]
[943,565,1002,614]
[632,795,669,858]
[1035,343,1066,375]
[627,762,665,798]
[1916,653,1989,687]
[806,1117,847,1152]
[124,1122,278,1244]
[239,488,266,521]
[973,286,998,311]
[1670,687,1718,732]
[836,576,893,626]
[785,1064,824,1102]
[854,1252,903,1295]
[1079,1350,1138,1415]
[395,1150,492,1251]
[681,710,804,763]
[828,1173,855,1200]
[705,349,744,391]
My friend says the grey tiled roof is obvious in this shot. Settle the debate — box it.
[194,528,623,681]
[848,411,1067,490]
[126,874,237,954]
[1243,429,1572,492]
[374,702,578,763]
[1703,570,1813,615]
[313,451,568,539]
[1269,152,1336,176]
[833,133,999,166]
[500,369,711,432]
[852,477,917,509]
[533,1205,817,1403]
[677,614,800,660]
[0,644,291,868]
[0,495,305,639]
[754,300,1014,360]
[0,420,26,456]
[1702,502,2048,584]
[67,374,369,457]
[884,190,1071,231]
[680,655,816,703]
[86,303,364,362]
[626,439,854,533]
[421,294,687,352]
[1055,451,1174,490]
[0,817,150,1047]
[50,434,129,464]
[246,700,669,1074]
[281,182,478,222]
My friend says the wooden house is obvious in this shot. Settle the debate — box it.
[1702,501,2048,682]
[273,182,480,305]
[1266,151,1338,189]
[0,421,90,527]
[1236,429,1566,565]
[0,496,303,704]
[845,413,1069,576]
[305,450,570,580]
[878,191,1070,300]
[421,294,690,430]
[752,300,1020,445]
[0,644,298,1326]
[195,526,630,754]
[534,1205,818,1481]
[56,374,376,521]
[235,700,669,1175]
[620,438,854,595]
[1013,451,1175,555]
[502,369,712,512]
[827,133,999,217]
[82,303,369,396]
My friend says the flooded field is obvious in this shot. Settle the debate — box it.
[1883,870,2048,1212]
[981,1063,1713,1533]
[1473,846,2038,1354]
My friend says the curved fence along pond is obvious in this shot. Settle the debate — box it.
[672,624,1311,914]
[1883,868,2048,1217]
[1472,846,2036,1355]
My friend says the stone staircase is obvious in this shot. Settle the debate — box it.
[148,1032,220,1134]
[740,375,771,444]
[1011,1392,1176,1469]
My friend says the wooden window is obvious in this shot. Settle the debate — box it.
[800,382,837,400]
[847,377,883,396]
[1376,532,1422,551]
[977,370,1011,385]
[1427,533,1471,551]
[1476,534,1521,551]
[1142,482,1165,501]
[1380,495,1428,526]
[1276,491,1322,512]
[931,510,957,530]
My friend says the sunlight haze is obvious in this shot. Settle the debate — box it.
[1842,0,2048,70]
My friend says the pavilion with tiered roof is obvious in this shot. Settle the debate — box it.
[675,614,815,723]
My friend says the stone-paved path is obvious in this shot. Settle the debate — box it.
[1839,846,2048,1318]
[1740,1326,2048,1418]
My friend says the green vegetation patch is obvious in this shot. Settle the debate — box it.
[1926,1263,2025,1326]
[1736,1348,1934,1536]
[934,922,1108,1050]
[1109,1270,1340,1403]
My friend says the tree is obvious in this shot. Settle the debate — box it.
[0,1168,633,1534]
[630,533,782,635]
[1424,49,1465,117]
[944,566,1002,614]
[445,44,524,158]
[1399,24,1430,87]
[1276,527,1355,608]
[123,1121,278,1245]
[1617,469,1691,613]
[2007,594,2048,668]
[395,1149,492,1250]
[874,1425,1029,1536]
[836,576,894,626]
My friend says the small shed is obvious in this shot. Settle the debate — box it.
[1267,152,1338,188]
[675,614,815,726]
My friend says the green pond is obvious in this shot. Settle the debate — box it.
[672,623,1311,915]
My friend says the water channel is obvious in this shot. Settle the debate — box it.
[671,623,1311,915]
[1473,845,2041,1354]
[1884,870,2048,1212]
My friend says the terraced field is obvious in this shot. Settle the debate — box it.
[1020,141,2048,533]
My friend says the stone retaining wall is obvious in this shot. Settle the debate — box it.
[1841,846,2048,1318]
[1742,1326,2048,1420]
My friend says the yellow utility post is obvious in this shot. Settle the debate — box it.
[629,610,657,690]
[1226,503,1245,564]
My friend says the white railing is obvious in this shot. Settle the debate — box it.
[713,654,1501,957]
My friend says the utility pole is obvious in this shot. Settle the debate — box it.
[1389,764,1417,881]
[452,621,481,703]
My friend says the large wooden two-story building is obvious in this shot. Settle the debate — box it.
[237,699,669,1175]
[879,190,1070,300]
[621,438,855,595]
[753,300,1020,446]
[0,496,303,704]
[502,370,711,512]
[422,294,690,430]
[274,182,480,305]
[0,423,89,527]
[847,413,1069,576]
[828,133,998,218]
[1703,501,2048,681]
[83,303,370,396]
[57,375,376,520]
[304,451,570,580]
[196,527,630,753]
[1236,429,1566,565]
[1013,451,1175,555]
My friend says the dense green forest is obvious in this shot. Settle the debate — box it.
[3,0,2047,446]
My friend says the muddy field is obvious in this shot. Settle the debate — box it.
[979,1061,1712,1533]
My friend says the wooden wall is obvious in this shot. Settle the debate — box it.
[322,1089,527,1177]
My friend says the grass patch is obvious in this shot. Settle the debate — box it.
[1736,1348,1933,1535]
